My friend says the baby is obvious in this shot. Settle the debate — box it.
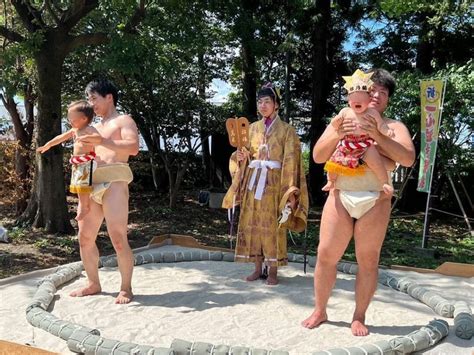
[37,100,101,220]
[323,69,394,195]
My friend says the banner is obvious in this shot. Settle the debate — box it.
[417,80,446,193]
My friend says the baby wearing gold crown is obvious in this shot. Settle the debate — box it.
[322,69,395,195]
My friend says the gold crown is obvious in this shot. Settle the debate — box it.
[343,69,373,94]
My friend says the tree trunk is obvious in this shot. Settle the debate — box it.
[140,132,161,191]
[308,0,331,206]
[167,165,175,208]
[1,92,33,215]
[14,149,29,214]
[24,83,35,143]
[239,0,258,122]
[17,83,35,215]
[169,166,186,208]
[166,161,187,209]
[131,105,164,191]
[198,52,212,186]
[416,13,434,74]
[211,133,233,188]
[283,9,292,123]
[283,50,291,123]
[241,43,257,121]
[149,152,160,191]
[19,47,73,233]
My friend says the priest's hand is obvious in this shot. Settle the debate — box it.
[288,192,298,210]
[236,147,250,162]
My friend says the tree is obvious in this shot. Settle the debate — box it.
[0,5,38,214]
[214,1,362,204]
[72,2,229,207]
[0,1,145,233]
[0,45,36,214]
[0,87,35,214]
[297,0,363,204]
[346,0,472,212]
[307,0,331,205]
[354,0,472,73]
[386,61,473,210]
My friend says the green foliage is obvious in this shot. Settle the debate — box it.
[7,226,27,242]
[78,1,233,205]
[380,0,470,18]
[33,235,76,256]
[0,40,38,99]
[387,60,473,172]
[2,0,472,214]
[221,1,358,121]
[355,0,472,71]
[288,214,473,269]
[302,150,310,175]
[33,238,50,250]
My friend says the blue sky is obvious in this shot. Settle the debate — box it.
[209,79,233,104]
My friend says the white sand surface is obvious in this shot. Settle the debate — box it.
[0,245,472,354]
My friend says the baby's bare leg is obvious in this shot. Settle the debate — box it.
[76,193,91,221]
[363,146,393,195]
[322,172,337,191]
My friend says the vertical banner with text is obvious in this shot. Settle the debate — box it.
[417,79,446,193]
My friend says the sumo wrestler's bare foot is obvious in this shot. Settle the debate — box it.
[382,183,394,196]
[301,310,328,329]
[75,204,90,221]
[70,283,101,297]
[115,289,133,304]
[322,181,335,191]
[351,318,369,336]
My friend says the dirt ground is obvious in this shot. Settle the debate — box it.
[0,191,231,279]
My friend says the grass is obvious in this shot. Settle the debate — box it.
[287,213,473,269]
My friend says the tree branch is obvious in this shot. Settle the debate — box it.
[24,1,47,29]
[66,32,109,53]
[0,92,28,144]
[0,25,24,42]
[11,0,42,32]
[123,0,147,34]
[43,0,61,25]
[50,0,68,15]
[61,0,99,32]
[24,81,36,145]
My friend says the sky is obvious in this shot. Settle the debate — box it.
[209,79,233,105]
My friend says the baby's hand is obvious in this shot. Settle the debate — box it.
[335,118,357,139]
[36,145,50,154]
[387,128,395,138]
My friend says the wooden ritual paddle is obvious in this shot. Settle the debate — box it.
[225,116,249,149]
